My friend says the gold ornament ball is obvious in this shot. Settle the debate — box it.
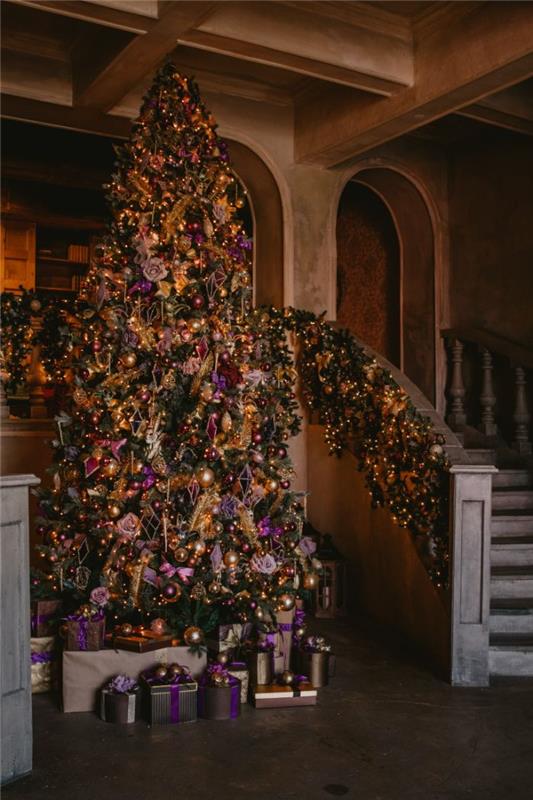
[121,352,137,368]
[121,622,133,636]
[30,298,42,313]
[219,287,228,298]
[223,550,239,568]
[154,665,168,681]
[189,319,203,333]
[192,540,206,556]
[201,385,214,402]
[132,459,144,474]
[102,459,120,478]
[303,572,319,590]
[430,443,444,456]
[281,670,294,685]
[184,626,203,646]
[175,547,189,563]
[208,581,222,594]
[108,503,122,519]
[266,479,279,492]
[254,606,264,620]
[217,652,229,665]
[323,384,334,395]
[197,466,215,488]
[278,593,295,611]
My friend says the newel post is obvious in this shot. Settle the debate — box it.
[449,463,497,687]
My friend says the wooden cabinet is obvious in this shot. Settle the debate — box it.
[0,220,36,292]
[1,218,98,297]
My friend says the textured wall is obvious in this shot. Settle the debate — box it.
[449,131,533,347]
[307,425,450,675]
[336,181,400,366]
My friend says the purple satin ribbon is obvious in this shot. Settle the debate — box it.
[31,651,54,664]
[170,684,180,723]
[198,674,240,719]
[65,612,104,651]
[31,612,53,631]
[278,623,293,632]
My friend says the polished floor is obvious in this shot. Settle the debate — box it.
[6,618,533,800]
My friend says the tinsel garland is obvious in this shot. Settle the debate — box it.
[251,307,450,588]
[0,289,76,391]
[0,291,34,391]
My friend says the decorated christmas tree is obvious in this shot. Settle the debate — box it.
[33,63,316,639]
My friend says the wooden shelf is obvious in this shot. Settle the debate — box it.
[36,285,77,294]
[37,256,88,268]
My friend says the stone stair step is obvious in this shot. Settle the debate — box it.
[489,635,533,676]
[493,469,533,489]
[492,489,533,511]
[490,602,533,635]
[491,514,533,537]
[491,537,533,567]
[490,567,533,598]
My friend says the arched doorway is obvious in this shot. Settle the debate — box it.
[337,168,436,404]
[227,140,284,308]
[337,181,401,367]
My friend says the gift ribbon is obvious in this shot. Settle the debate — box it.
[65,612,104,651]
[198,674,240,719]
[31,651,55,664]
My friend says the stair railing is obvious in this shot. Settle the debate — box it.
[442,328,533,456]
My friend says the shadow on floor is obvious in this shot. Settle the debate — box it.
[5,616,533,800]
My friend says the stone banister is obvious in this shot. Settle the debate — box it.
[348,333,496,686]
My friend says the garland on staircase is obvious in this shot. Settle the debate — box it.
[256,307,450,588]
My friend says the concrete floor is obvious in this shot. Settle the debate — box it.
[6,618,533,800]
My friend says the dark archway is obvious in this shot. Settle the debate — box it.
[227,140,284,308]
[337,168,436,404]
[336,181,401,367]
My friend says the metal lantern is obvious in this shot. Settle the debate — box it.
[315,558,348,618]
[314,533,347,619]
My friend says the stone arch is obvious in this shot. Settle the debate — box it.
[226,139,284,308]
[334,164,440,405]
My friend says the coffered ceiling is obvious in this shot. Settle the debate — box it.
[1,1,532,166]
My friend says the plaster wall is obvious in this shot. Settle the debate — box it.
[449,132,533,347]
[307,425,450,674]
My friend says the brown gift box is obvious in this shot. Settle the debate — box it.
[105,631,174,653]
[31,600,62,637]
[247,651,274,687]
[252,682,317,709]
[62,646,207,712]
[100,689,140,724]
[65,617,105,651]
[295,651,336,688]
[140,677,198,725]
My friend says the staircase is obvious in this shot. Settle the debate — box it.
[443,327,533,680]
[489,466,533,677]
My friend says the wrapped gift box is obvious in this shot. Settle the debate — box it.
[65,614,105,652]
[31,637,58,694]
[247,650,274,687]
[227,661,249,703]
[62,646,207,712]
[105,631,174,653]
[294,651,336,688]
[31,600,61,637]
[252,682,317,709]
[198,676,241,720]
[141,671,197,725]
[100,688,140,724]
[206,622,253,657]
[259,609,295,674]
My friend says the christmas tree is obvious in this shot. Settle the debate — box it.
[34,63,315,638]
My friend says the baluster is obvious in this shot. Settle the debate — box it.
[447,338,467,430]
[512,366,531,455]
[479,347,497,437]
[28,313,48,420]
[0,378,10,421]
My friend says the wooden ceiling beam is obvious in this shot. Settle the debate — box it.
[1,93,131,138]
[456,82,533,136]
[4,0,156,34]
[73,1,216,111]
[180,1,413,96]
[295,1,533,165]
